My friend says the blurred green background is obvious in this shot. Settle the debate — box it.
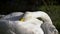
[0,0,60,34]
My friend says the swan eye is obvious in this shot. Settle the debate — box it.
[37,17,44,22]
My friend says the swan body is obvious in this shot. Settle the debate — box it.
[15,18,44,34]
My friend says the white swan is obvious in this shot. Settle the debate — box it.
[0,11,58,34]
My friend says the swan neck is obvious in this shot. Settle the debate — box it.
[41,17,52,24]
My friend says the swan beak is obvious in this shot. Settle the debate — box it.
[20,18,25,22]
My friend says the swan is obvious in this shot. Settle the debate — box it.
[0,11,58,34]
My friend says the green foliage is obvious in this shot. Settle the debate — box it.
[38,5,60,33]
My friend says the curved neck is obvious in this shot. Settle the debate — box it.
[39,13,53,24]
[42,17,52,24]
[23,11,53,24]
